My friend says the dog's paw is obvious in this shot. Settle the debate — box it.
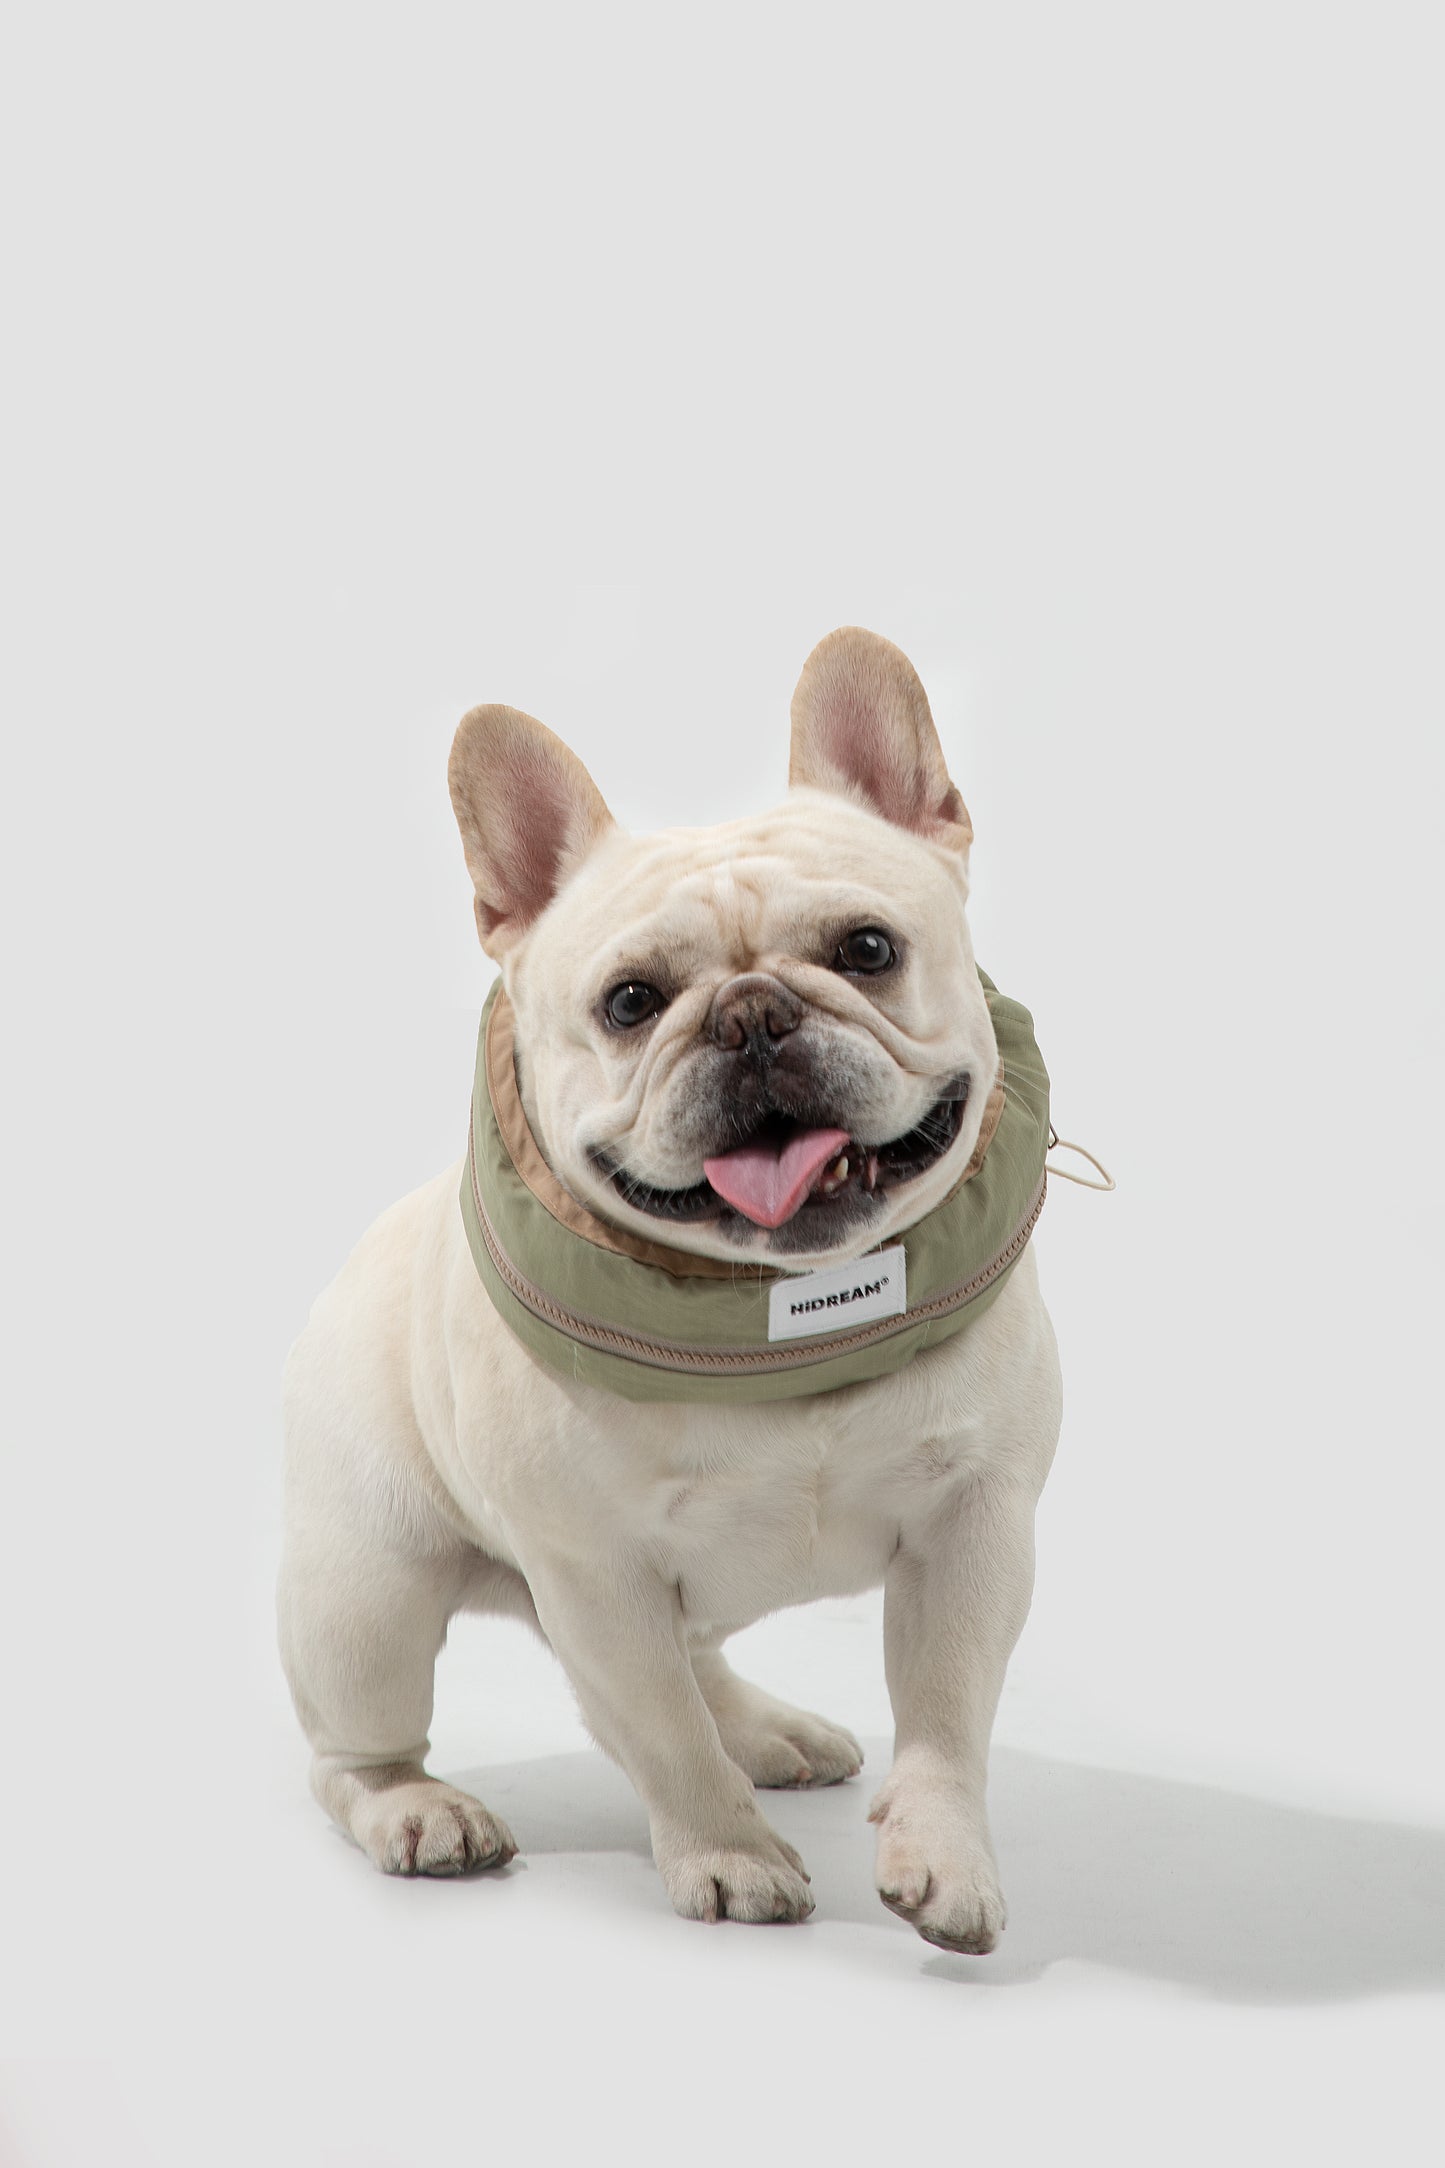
[700,1676,864,1788]
[868,1780,1005,1953]
[654,1818,815,1923]
[724,1706,864,1789]
[351,1774,517,1878]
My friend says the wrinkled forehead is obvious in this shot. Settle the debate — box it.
[525,795,962,985]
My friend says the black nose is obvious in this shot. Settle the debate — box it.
[707,973,803,1055]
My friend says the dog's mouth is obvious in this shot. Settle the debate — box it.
[594,1084,970,1231]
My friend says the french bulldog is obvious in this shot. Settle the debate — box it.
[278,626,1063,1951]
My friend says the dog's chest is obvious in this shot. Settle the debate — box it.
[630,1388,959,1629]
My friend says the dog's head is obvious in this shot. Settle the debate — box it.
[448,628,998,1269]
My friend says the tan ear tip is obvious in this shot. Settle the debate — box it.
[799,624,884,669]
[450,700,489,754]
[795,624,928,691]
[448,702,529,790]
[447,708,483,800]
[452,700,511,747]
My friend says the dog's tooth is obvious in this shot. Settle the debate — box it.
[833,1155,849,1180]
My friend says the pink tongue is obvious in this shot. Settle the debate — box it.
[703,1127,852,1229]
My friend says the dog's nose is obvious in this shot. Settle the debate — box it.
[707,973,803,1054]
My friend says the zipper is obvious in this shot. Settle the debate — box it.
[468,1125,1046,1378]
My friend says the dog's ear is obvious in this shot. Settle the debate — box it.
[789,627,972,852]
[448,704,616,955]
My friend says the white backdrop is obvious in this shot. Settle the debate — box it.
[4,5,1442,2164]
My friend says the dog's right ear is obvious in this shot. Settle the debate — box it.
[789,627,972,853]
[448,705,616,957]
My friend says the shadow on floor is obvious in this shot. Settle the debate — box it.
[446,1739,1445,2005]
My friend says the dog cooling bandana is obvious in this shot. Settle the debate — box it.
[459,972,1051,1404]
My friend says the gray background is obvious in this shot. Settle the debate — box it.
[4,4,1441,2163]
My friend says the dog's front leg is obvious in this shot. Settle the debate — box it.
[869,1461,1042,1953]
[523,1550,815,1924]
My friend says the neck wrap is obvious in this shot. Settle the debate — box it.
[460,972,1050,1403]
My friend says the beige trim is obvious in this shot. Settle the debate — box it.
[956,1069,1006,1187]
[484,987,1003,1284]
[468,1112,1047,1378]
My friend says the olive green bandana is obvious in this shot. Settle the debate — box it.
[459,972,1051,1404]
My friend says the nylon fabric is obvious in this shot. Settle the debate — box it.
[459,971,1050,1403]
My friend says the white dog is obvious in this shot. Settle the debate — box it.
[279,627,1062,1951]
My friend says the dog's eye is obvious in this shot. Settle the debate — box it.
[606,981,665,1028]
[835,927,895,975]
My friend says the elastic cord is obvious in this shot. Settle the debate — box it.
[1046,1127,1116,1192]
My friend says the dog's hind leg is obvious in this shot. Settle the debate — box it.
[689,1645,864,1788]
[278,1515,519,1876]
[277,1302,519,1878]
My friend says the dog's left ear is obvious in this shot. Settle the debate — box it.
[449,704,616,957]
[789,627,972,852]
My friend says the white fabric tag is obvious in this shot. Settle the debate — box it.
[767,1245,907,1342]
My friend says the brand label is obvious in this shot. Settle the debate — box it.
[767,1245,907,1342]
